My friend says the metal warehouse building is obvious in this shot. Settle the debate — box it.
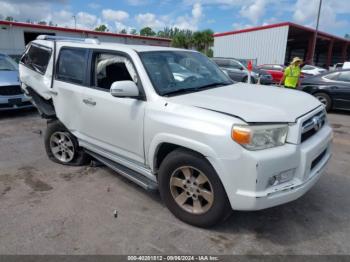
[0,20,171,56]
[213,22,350,67]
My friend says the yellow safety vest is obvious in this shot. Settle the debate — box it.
[283,65,301,88]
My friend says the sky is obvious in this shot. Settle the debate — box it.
[0,0,350,38]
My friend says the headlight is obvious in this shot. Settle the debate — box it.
[231,124,288,150]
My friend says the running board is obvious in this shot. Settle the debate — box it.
[86,150,158,191]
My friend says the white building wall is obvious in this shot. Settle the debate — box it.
[213,25,289,65]
[0,25,169,55]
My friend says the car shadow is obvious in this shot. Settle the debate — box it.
[212,169,349,246]
[107,163,349,247]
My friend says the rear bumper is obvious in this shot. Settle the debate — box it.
[0,94,33,111]
[213,124,332,211]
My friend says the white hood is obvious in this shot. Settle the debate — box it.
[167,83,322,123]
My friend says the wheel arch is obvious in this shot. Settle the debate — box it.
[148,134,218,174]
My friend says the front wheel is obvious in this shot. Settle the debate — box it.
[158,149,231,227]
[44,120,90,166]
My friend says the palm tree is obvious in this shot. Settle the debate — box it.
[201,29,214,54]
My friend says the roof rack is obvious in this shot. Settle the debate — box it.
[36,35,100,44]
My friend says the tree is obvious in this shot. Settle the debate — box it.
[38,21,47,25]
[5,16,14,21]
[345,34,350,39]
[140,27,156,36]
[119,29,127,34]
[95,24,108,32]
[130,29,137,35]
[201,29,214,54]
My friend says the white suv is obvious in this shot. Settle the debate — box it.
[19,36,333,227]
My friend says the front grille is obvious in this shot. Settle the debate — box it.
[0,85,23,96]
[311,149,327,170]
[301,110,326,143]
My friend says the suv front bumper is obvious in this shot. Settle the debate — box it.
[214,124,332,211]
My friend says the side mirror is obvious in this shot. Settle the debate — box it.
[110,80,139,98]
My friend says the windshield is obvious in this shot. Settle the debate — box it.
[139,51,232,96]
[0,54,18,71]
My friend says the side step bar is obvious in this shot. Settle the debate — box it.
[86,150,158,191]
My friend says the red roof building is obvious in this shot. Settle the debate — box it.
[213,22,350,67]
[0,20,171,55]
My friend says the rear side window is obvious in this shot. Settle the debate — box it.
[260,65,272,70]
[336,72,350,82]
[56,48,88,85]
[213,59,229,67]
[20,44,52,74]
[324,72,339,80]
[273,65,284,71]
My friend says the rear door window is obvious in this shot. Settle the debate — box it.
[336,72,350,82]
[56,48,88,85]
[324,72,339,80]
[20,44,52,74]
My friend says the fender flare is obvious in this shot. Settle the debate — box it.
[147,133,219,172]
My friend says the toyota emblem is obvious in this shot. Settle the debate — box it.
[312,116,322,131]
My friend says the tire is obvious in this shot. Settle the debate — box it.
[44,120,90,166]
[314,92,332,112]
[158,148,232,227]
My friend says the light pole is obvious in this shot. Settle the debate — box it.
[72,15,76,29]
[310,0,322,65]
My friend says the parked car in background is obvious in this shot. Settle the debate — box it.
[301,64,327,76]
[258,64,285,83]
[212,58,273,85]
[301,69,350,111]
[330,62,350,71]
[0,53,32,111]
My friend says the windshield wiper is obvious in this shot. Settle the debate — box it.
[163,81,232,97]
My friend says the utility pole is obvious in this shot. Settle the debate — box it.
[310,0,322,65]
[72,15,76,29]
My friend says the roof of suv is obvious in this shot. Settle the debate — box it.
[32,39,193,53]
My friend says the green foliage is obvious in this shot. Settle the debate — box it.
[38,21,47,25]
[95,24,108,32]
[130,29,137,35]
[119,29,127,34]
[5,16,14,21]
[345,34,350,39]
[163,27,214,57]
[140,27,156,36]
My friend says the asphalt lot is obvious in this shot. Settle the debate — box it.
[0,109,349,255]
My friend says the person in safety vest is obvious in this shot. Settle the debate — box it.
[279,57,302,89]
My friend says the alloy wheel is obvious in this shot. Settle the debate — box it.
[316,95,328,107]
[49,131,75,163]
[169,166,214,214]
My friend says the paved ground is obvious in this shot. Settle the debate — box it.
[0,109,349,255]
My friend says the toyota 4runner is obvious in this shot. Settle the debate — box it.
[19,35,333,227]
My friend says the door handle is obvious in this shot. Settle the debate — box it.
[82,98,96,106]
